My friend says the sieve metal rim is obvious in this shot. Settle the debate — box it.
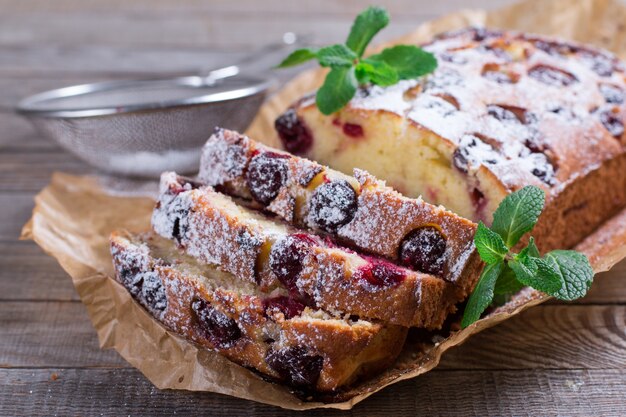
[15,75,273,119]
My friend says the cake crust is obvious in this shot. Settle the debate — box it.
[275,28,626,252]
[110,230,407,392]
[152,172,459,328]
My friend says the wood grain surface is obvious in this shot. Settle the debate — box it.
[0,1,624,416]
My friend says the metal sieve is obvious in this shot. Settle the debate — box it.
[16,37,299,177]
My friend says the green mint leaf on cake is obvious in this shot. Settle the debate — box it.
[316,67,358,115]
[277,6,437,115]
[491,185,545,247]
[317,44,358,68]
[493,263,524,295]
[474,221,509,264]
[461,261,503,328]
[356,58,399,86]
[509,255,562,294]
[277,48,319,68]
[462,186,594,328]
[368,45,438,79]
[544,250,594,300]
[345,6,389,57]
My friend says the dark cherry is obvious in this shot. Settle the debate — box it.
[399,227,447,276]
[119,265,143,298]
[355,259,406,288]
[309,180,358,232]
[487,104,527,124]
[452,147,470,173]
[269,234,316,292]
[275,109,313,154]
[141,272,167,313]
[482,70,516,84]
[342,123,364,138]
[599,83,625,104]
[246,152,290,205]
[263,296,305,319]
[265,346,323,387]
[599,110,625,138]
[580,51,614,77]
[528,65,577,86]
[191,298,241,348]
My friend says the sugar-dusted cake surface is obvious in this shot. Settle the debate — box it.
[198,129,482,301]
[275,28,626,251]
[110,230,407,391]
[152,172,459,328]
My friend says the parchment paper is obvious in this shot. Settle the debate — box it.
[21,0,626,410]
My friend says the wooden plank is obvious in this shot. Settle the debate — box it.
[0,153,91,192]
[0,45,243,77]
[0,368,623,416]
[0,12,434,49]
[0,193,36,241]
[438,304,626,370]
[0,301,623,370]
[0,301,126,368]
[0,113,56,151]
[0,0,510,17]
[0,242,79,301]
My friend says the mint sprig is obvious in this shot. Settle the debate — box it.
[277,6,437,115]
[462,185,594,328]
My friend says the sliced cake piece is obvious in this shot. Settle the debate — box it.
[152,172,458,328]
[273,28,626,251]
[110,230,407,392]
[198,129,481,299]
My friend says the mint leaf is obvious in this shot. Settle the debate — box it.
[369,45,437,79]
[461,261,503,328]
[277,48,318,68]
[474,221,509,264]
[356,58,398,86]
[491,186,545,248]
[317,44,357,68]
[544,250,594,300]
[516,237,540,260]
[494,263,524,295]
[316,66,358,115]
[345,6,389,57]
[509,255,561,294]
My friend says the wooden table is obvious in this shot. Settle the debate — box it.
[1,1,625,415]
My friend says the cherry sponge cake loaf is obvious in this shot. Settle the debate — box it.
[152,172,457,328]
[198,128,481,299]
[110,231,407,391]
[274,28,626,251]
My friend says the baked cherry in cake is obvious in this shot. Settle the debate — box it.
[246,152,290,205]
[265,346,324,387]
[399,227,447,276]
[308,180,358,232]
[191,298,242,348]
[269,234,316,292]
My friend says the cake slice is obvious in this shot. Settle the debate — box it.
[273,28,626,251]
[110,230,407,391]
[152,172,458,328]
[198,129,481,299]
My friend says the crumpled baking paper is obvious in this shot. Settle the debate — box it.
[22,0,626,410]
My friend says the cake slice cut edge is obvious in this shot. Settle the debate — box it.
[152,172,461,328]
[198,128,482,299]
[110,230,408,392]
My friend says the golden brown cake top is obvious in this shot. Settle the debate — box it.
[298,27,626,191]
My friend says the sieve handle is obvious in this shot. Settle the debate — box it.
[198,33,310,85]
